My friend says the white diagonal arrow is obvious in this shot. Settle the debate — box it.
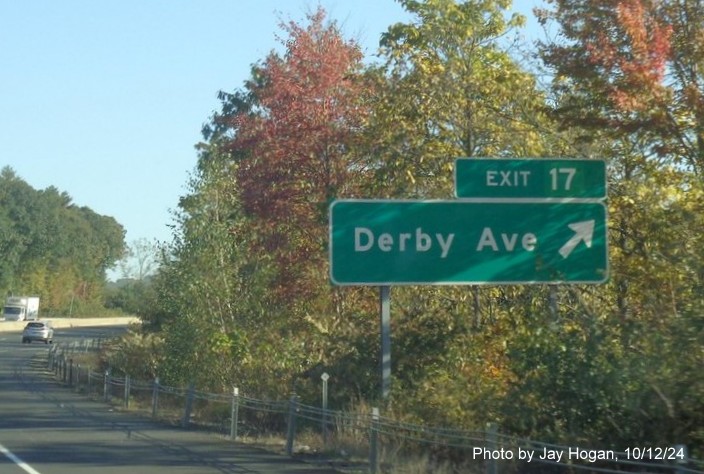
[559,220,595,259]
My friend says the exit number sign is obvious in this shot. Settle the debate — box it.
[455,158,606,200]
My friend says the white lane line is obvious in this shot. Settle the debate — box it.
[0,442,43,474]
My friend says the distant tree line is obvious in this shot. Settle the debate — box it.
[0,167,125,315]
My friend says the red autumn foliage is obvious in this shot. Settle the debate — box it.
[540,0,704,172]
[586,0,672,111]
[226,8,369,300]
[540,0,673,115]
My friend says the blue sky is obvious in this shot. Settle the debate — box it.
[0,0,543,270]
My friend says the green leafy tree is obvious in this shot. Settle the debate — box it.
[0,167,125,314]
[144,143,266,391]
[0,168,31,290]
[363,0,557,199]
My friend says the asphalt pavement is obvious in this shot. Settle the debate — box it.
[0,325,341,474]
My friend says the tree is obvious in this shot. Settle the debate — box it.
[116,238,160,281]
[362,0,558,199]
[0,167,126,314]
[0,168,31,291]
[537,0,704,173]
[142,141,266,390]
[530,0,704,450]
[225,7,370,302]
[133,8,383,398]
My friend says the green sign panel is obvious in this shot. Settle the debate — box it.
[329,200,608,285]
[455,158,606,200]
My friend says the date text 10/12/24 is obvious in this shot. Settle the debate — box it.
[472,446,686,463]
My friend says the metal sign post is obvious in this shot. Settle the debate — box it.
[380,286,391,400]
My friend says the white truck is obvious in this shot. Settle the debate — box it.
[3,296,40,321]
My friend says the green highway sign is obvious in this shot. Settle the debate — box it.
[455,158,606,200]
[329,200,608,285]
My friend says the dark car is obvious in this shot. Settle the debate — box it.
[21,321,53,344]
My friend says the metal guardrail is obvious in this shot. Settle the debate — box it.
[47,343,704,474]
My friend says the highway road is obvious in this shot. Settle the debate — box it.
[0,324,339,474]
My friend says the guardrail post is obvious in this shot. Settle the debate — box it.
[285,394,299,456]
[68,358,73,387]
[486,422,498,474]
[103,368,111,402]
[47,347,53,369]
[369,407,380,474]
[230,387,239,440]
[87,368,92,394]
[124,375,131,408]
[152,377,160,418]
[75,364,81,392]
[182,382,195,429]
[321,373,329,448]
